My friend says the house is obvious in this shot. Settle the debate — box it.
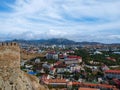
[59,54,67,61]
[35,58,41,63]
[113,52,120,54]
[65,50,75,54]
[43,79,68,88]
[94,51,102,55]
[49,65,56,75]
[46,52,59,60]
[106,57,116,62]
[89,61,100,65]
[39,68,45,74]
[113,78,120,88]
[101,64,109,71]
[20,60,27,66]
[79,88,100,90]
[69,64,82,72]
[53,61,67,74]
[25,65,33,69]
[42,63,50,69]
[68,82,117,90]
[64,55,82,65]
[105,70,120,79]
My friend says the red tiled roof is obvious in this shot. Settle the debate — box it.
[48,52,56,54]
[54,65,67,68]
[79,88,99,90]
[105,70,120,74]
[83,83,98,87]
[113,79,120,86]
[47,79,67,83]
[72,82,116,89]
[50,67,54,70]
[59,55,64,58]
[67,55,82,59]
[106,57,116,62]
[55,61,62,65]
[72,82,81,85]
[99,84,113,88]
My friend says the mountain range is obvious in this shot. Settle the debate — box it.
[5,38,120,45]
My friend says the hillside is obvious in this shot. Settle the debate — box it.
[10,38,102,45]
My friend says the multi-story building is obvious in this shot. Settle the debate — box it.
[46,52,59,60]
[105,70,120,79]
[64,55,82,65]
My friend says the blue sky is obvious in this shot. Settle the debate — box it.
[0,0,120,43]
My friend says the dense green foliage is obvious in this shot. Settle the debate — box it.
[75,49,120,66]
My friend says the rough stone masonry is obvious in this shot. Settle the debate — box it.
[0,42,47,90]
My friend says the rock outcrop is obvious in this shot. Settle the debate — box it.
[0,42,47,90]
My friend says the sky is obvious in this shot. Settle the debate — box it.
[0,0,120,43]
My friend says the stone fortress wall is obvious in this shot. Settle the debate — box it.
[0,42,20,69]
[0,42,47,90]
[0,42,21,82]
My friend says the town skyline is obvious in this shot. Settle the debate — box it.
[0,0,120,43]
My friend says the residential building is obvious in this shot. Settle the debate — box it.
[105,70,120,79]
[79,88,100,90]
[64,55,82,65]
[67,82,117,90]
[46,52,59,60]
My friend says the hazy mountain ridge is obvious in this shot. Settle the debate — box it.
[4,38,120,45]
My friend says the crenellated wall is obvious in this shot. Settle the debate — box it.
[0,42,20,70]
[0,42,47,90]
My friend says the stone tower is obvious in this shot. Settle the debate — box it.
[0,42,20,70]
[0,42,47,90]
[0,42,20,80]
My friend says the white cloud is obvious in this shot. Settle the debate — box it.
[0,0,120,43]
[108,35,120,39]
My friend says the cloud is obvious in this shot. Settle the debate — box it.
[0,0,120,43]
[6,30,70,40]
[108,35,120,40]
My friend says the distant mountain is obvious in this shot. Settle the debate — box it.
[11,38,76,45]
[46,38,75,45]
[76,41,102,45]
[5,38,110,45]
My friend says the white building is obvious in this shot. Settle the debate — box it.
[105,70,120,79]
[46,52,58,60]
[35,58,41,63]
[94,51,102,55]
[64,56,82,65]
